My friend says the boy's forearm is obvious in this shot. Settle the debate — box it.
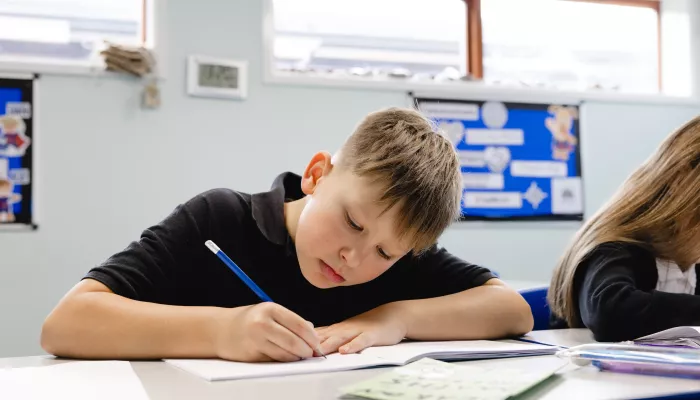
[41,291,229,359]
[391,281,534,340]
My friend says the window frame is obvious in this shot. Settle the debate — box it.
[264,0,695,105]
[0,0,165,78]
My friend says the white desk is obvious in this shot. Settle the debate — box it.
[3,329,700,400]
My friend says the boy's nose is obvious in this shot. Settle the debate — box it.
[340,247,363,269]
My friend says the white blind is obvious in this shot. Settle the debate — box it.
[0,0,144,63]
[272,0,467,77]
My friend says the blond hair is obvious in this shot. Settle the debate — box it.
[549,115,700,326]
[335,107,462,253]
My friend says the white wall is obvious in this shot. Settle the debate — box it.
[0,0,698,357]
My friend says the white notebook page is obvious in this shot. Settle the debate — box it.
[165,340,555,381]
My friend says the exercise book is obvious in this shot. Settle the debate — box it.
[165,340,557,381]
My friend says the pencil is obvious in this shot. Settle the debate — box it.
[205,240,326,359]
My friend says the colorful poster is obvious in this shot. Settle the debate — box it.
[0,77,34,227]
[414,96,583,221]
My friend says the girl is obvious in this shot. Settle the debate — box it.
[549,115,700,342]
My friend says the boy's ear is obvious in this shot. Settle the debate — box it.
[301,151,333,195]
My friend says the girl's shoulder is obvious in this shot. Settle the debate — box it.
[586,241,654,262]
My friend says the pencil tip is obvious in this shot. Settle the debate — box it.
[317,347,327,359]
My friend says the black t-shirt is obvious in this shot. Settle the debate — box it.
[84,172,495,327]
[552,241,700,342]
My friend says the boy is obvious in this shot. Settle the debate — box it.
[41,108,533,362]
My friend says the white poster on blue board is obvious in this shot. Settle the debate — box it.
[414,96,583,221]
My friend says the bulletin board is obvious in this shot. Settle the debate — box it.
[0,77,35,228]
[413,96,583,221]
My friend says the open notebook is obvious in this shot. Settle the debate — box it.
[635,326,700,348]
[165,340,556,381]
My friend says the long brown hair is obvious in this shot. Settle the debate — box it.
[549,115,700,326]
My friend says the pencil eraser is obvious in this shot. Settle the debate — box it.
[205,240,220,253]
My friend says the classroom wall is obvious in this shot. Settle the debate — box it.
[0,0,698,357]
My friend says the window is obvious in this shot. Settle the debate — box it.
[270,0,667,96]
[0,0,146,67]
[272,0,467,80]
[481,0,660,94]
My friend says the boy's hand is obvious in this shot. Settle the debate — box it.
[215,302,320,363]
[316,303,407,355]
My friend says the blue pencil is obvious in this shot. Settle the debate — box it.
[204,240,326,359]
[205,240,273,302]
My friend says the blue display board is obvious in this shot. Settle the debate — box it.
[0,77,34,228]
[414,96,583,221]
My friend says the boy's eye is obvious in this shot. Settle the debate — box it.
[377,247,391,260]
[345,212,363,231]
